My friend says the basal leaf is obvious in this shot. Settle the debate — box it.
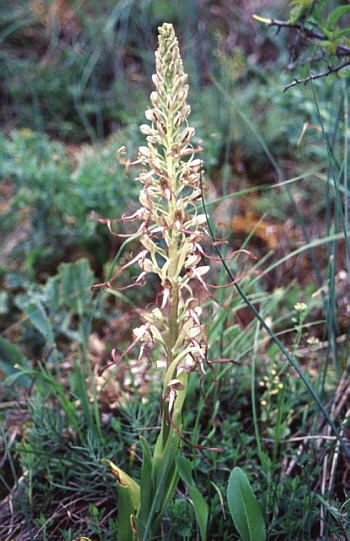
[227,467,266,541]
[102,459,140,508]
[16,296,54,346]
[176,456,208,541]
[0,337,32,388]
[59,259,93,317]
[44,275,60,317]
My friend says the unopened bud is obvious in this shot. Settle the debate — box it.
[177,85,188,103]
[167,95,174,110]
[155,121,166,137]
[150,91,159,106]
[140,124,153,136]
[141,258,157,273]
[146,135,161,145]
[139,146,151,158]
[140,235,157,253]
[171,143,180,155]
[181,127,195,144]
[168,60,175,75]
[185,254,201,268]
[174,112,182,129]
[182,104,191,119]
[143,308,165,325]
[145,109,158,122]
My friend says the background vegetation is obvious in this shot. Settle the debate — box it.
[0,0,349,540]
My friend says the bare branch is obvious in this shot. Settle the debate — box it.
[289,0,319,63]
[265,18,350,58]
[283,60,350,92]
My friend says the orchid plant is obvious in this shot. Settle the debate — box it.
[92,22,242,541]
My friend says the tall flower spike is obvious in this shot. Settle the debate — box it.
[129,22,210,384]
[96,23,241,414]
[97,24,233,541]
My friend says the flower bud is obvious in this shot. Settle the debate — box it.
[171,143,180,156]
[174,112,182,129]
[156,121,167,137]
[150,91,159,106]
[145,109,158,122]
[139,146,151,158]
[167,95,174,110]
[185,254,201,268]
[146,135,161,145]
[140,235,157,253]
[141,258,157,274]
[140,124,153,136]
[180,127,195,144]
[177,85,188,103]
[181,104,191,119]
[168,60,175,75]
[194,265,210,276]
[143,308,166,325]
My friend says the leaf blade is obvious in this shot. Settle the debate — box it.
[227,467,266,541]
[327,5,350,28]
[176,456,208,541]
[0,337,32,388]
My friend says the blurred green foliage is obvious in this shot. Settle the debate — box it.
[0,127,141,275]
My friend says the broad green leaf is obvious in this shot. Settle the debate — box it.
[327,5,350,28]
[0,337,32,388]
[59,259,93,317]
[103,458,140,541]
[176,456,208,541]
[102,459,140,509]
[118,483,138,541]
[16,296,54,346]
[44,275,60,317]
[227,467,266,541]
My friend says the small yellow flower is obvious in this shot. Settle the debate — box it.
[307,336,320,346]
[19,128,32,138]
